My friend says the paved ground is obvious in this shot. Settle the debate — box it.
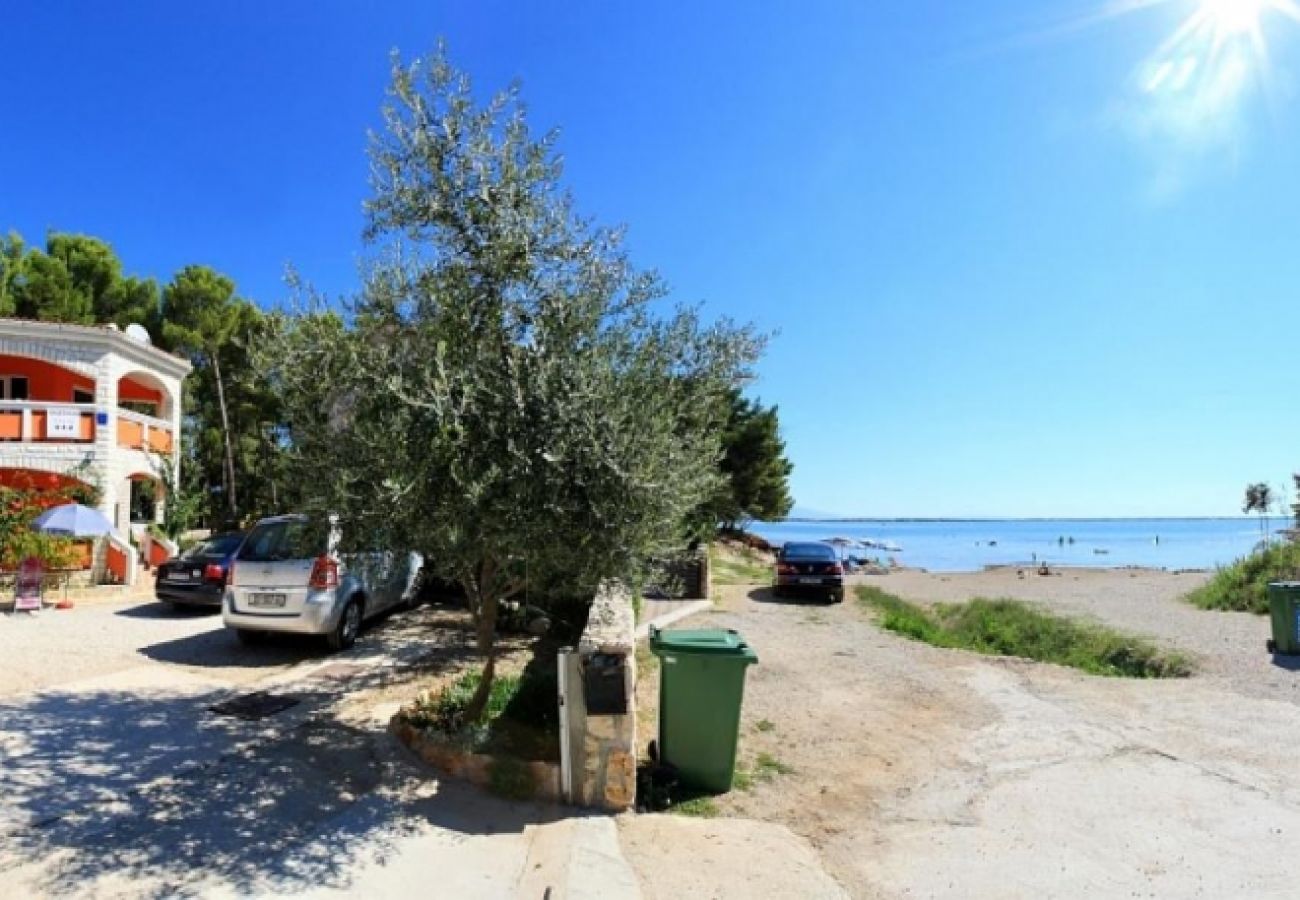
[623,569,1300,898]
[0,598,635,899]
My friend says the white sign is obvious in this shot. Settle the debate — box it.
[47,409,81,439]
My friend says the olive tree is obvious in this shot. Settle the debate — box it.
[270,48,762,721]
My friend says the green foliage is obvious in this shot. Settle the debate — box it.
[668,795,720,817]
[858,587,1193,678]
[407,663,559,762]
[486,755,536,801]
[1186,541,1300,614]
[0,477,94,569]
[411,671,522,732]
[693,389,793,532]
[754,718,776,733]
[734,752,794,792]
[710,545,771,585]
[270,46,762,721]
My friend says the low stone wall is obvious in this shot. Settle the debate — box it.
[389,714,562,802]
[655,548,709,600]
[565,581,638,811]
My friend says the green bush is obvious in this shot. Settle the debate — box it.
[410,671,521,733]
[858,587,1191,678]
[1185,541,1300,615]
[487,755,536,801]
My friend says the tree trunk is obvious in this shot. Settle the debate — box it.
[210,350,238,523]
[463,587,500,722]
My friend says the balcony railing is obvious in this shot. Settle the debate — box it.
[0,402,96,443]
[115,408,174,453]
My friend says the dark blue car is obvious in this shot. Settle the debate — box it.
[773,541,845,603]
[155,532,247,609]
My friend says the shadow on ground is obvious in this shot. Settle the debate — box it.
[0,642,547,895]
[1270,654,1300,672]
[746,587,839,606]
[116,601,221,619]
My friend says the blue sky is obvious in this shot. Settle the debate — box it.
[4,0,1300,517]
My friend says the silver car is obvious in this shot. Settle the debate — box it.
[222,514,423,650]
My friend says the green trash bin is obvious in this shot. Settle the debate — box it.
[1267,582,1300,655]
[649,626,758,793]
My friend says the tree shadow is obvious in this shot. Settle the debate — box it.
[0,660,553,895]
[746,586,836,606]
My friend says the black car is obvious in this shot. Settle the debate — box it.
[155,532,247,609]
[773,541,845,603]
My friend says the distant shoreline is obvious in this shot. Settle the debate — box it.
[775,516,1262,524]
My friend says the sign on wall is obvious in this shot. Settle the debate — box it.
[46,409,81,439]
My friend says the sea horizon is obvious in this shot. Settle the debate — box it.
[750,516,1274,572]
[777,515,1270,523]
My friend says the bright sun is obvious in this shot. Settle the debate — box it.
[1201,0,1270,36]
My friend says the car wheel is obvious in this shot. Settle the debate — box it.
[235,628,265,645]
[831,591,845,604]
[328,598,363,651]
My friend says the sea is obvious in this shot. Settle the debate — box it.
[747,518,1275,573]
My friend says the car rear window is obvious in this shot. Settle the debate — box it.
[780,542,837,561]
[193,534,244,557]
[237,520,324,561]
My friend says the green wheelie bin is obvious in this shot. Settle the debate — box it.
[1267,582,1300,655]
[649,626,758,793]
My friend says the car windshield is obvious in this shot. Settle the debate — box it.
[187,534,243,558]
[236,520,324,562]
[781,542,837,561]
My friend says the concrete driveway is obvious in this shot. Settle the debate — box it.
[0,598,607,898]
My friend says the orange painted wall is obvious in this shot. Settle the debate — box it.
[106,543,128,583]
[0,355,94,402]
[117,418,144,449]
[148,539,172,567]
[119,376,163,409]
[0,468,87,492]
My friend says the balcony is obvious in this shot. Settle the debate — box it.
[0,403,96,443]
[115,408,175,453]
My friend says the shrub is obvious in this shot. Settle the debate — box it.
[409,671,521,733]
[858,587,1192,678]
[1185,541,1300,615]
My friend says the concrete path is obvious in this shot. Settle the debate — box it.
[0,599,643,899]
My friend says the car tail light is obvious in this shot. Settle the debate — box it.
[204,563,225,584]
[309,555,339,590]
[826,563,844,576]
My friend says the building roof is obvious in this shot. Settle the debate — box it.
[0,318,193,378]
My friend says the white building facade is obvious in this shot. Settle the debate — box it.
[0,319,191,579]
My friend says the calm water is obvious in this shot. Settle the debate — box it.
[748,518,1274,573]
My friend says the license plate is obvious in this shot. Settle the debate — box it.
[799,577,822,584]
[168,571,190,582]
[247,593,287,609]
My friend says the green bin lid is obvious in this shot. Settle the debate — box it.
[650,627,757,661]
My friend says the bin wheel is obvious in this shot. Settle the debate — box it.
[648,739,659,763]
[1268,638,1278,654]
